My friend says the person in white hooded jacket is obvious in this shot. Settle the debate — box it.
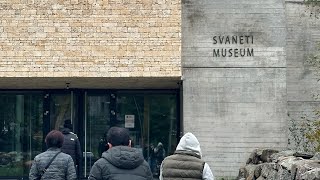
[159,132,214,180]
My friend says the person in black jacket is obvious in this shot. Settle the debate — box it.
[88,127,153,180]
[60,119,82,179]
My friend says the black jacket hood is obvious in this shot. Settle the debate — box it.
[102,146,144,169]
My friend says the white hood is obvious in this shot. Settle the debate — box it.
[176,132,202,157]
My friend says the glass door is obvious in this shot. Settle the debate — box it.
[116,92,179,177]
[76,90,179,179]
[83,92,111,177]
[82,91,179,178]
[0,90,180,179]
[44,91,83,177]
[0,92,43,177]
[45,91,79,132]
[44,90,112,178]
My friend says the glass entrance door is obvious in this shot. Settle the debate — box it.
[43,90,180,179]
[0,90,180,179]
[0,92,43,177]
[45,91,114,178]
[83,92,111,177]
[81,91,180,178]
[45,91,79,132]
[116,92,179,177]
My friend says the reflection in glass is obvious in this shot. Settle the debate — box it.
[0,93,43,177]
[116,93,177,177]
[50,94,72,130]
[0,90,179,179]
[84,94,110,177]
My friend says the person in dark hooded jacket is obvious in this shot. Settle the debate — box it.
[88,127,153,180]
[60,119,82,178]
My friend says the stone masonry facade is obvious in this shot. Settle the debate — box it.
[0,0,181,77]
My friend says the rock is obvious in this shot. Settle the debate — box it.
[244,164,259,179]
[260,163,278,179]
[301,168,320,180]
[240,149,320,180]
[246,148,279,164]
[291,160,320,180]
[246,149,263,164]
[311,152,320,160]
[246,173,255,180]
[294,151,314,159]
[261,149,279,163]
[256,176,265,180]
[277,166,291,180]
[254,164,262,178]
[270,150,295,162]
[238,167,246,179]
[278,156,303,170]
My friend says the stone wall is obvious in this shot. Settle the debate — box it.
[0,0,181,78]
[285,0,320,151]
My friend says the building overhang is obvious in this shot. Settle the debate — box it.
[0,77,182,89]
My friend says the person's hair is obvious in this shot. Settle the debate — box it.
[107,127,130,146]
[45,130,64,148]
[63,119,73,130]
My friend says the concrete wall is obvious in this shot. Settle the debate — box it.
[0,0,181,78]
[286,0,320,151]
[182,0,287,178]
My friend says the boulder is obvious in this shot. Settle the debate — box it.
[301,168,320,180]
[270,150,296,162]
[238,167,246,179]
[246,148,280,164]
[239,149,320,180]
[256,176,265,180]
[260,163,278,179]
[294,152,314,159]
[244,164,259,179]
[311,152,320,160]
[254,164,262,178]
[278,156,303,170]
[261,149,279,163]
[277,166,291,180]
[292,160,320,180]
[246,149,263,164]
